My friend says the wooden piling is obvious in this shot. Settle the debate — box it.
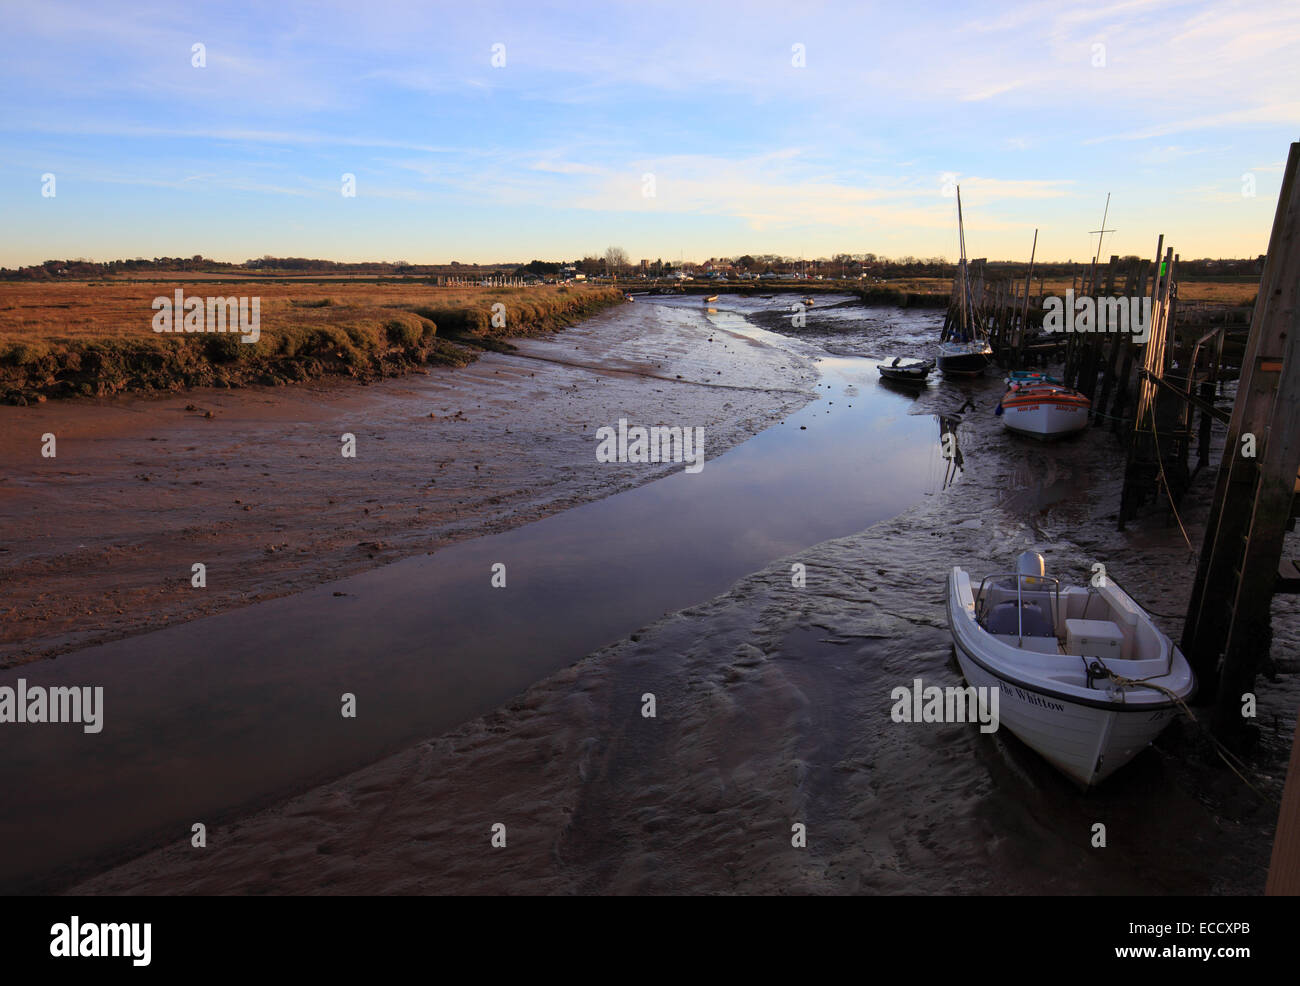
[1267,714,1300,894]
[1182,141,1300,736]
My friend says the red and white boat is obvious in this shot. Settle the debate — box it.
[998,380,1090,438]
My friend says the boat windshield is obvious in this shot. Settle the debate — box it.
[974,572,1063,644]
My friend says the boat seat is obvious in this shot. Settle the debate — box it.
[985,600,1055,638]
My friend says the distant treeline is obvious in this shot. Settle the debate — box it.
[0,256,515,280]
[1,253,1267,281]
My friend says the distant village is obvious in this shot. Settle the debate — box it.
[0,252,1267,284]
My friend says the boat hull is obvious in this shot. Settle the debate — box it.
[946,568,1193,788]
[938,342,992,376]
[952,642,1179,787]
[1000,389,1090,437]
[878,359,933,384]
[878,368,929,383]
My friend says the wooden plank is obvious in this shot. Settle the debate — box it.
[1278,559,1300,593]
[1266,713,1300,894]
[1137,369,1231,422]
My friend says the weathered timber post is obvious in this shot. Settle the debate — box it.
[1182,142,1300,739]
[1267,715,1300,894]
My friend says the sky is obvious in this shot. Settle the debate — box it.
[2,0,1298,267]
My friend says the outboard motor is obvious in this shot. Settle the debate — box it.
[993,550,1048,594]
[1016,550,1046,581]
[985,550,1054,637]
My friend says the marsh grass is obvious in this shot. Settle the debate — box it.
[0,282,624,401]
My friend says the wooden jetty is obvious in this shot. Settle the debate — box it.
[1183,141,1300,740]
[935,150,1299,884]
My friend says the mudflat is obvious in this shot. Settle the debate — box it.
[0,299,816,666]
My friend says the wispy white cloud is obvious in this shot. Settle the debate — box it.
[1084,102,1300,143]
[530,160,605,176]
[961,81,1026,102]
[1,0,1296,264]
[1,119,465,155]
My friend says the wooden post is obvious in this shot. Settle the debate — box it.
[1183,142,1300,736]
[1267,713,1300,894]
[1119,238,1171,528]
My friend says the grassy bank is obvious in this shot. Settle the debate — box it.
[0,282,625,402]
[856,285,949,307]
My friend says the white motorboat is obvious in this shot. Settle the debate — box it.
[997,380,1090,437]
[946,551,1195,787]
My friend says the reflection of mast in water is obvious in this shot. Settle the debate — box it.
[938,415,964,490]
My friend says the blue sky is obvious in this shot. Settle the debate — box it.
[2,0,1297,266]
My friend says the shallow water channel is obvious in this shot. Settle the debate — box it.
[1,304,954,891]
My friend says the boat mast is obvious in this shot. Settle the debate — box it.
[1091,192,1112,266]
[1088,193,1115,295]
[1020,227,1038,342]
[957,185,969,337]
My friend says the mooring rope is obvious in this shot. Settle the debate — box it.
[1146,404,1197,556]
[1090,658,1279,805]
[1089,408,1132,424]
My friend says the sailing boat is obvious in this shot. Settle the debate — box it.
[938,185,994,376]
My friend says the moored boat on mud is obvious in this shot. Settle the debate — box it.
[946,551,1195,787]
[997,379,1090,437]
[938,339,993,376]
[877,356,934,384]
[938,185,993,377]
[1005,369,1063,387]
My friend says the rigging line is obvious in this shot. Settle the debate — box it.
[1147,399,1196,558]
[1094,660,1279,806]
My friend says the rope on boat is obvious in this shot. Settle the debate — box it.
[1089,659,1279,805]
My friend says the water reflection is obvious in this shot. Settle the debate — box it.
[0,341,957,892]
[939,415,965,490]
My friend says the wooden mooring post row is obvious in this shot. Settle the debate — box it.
[1116,241,1183,526]
[938,245,1057,367]
[1182,141,1300,748]
[1101,240,1235,530]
